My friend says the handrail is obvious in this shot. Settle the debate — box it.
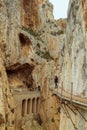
[51,87,87,109]
[51,85,87,129]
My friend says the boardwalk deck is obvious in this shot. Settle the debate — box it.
[50,87,87,110]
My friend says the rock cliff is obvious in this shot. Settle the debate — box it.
[0,0,87,130]
[60,0,87,130]
[0,0,66,130]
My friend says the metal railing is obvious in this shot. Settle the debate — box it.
[52,82,87,130]
[51,82,87,108]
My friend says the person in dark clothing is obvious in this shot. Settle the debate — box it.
[36,85,41,91]
[38,85,41,91]
[54,75,58,88]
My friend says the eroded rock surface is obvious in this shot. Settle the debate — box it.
[0,0,66,130]
[60,0,87,130]
[1,0,87,130]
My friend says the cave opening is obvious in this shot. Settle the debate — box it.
[19,33,31,46]
[19,33,32,56]
[6,63,34,90]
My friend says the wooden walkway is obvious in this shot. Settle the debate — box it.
[51,87,87,110]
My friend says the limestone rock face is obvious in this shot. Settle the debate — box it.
[3,0,87,129]
[62,0,87,98]
[21,0,54,31]
[0,51,15,130]
[1,0,87,130]
[22,119,44,130]
[33,61,60,130]
[59,0,87,130]
[0,0,66,130]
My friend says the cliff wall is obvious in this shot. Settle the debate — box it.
[0,0,87,130]
[60,0,87,130]
[0,0,66,130]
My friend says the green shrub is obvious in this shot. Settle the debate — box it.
[36,50,53,61]
[51,30,64,36]
[42,4,45,8]
[42,51,53,60]
[22,26,39,37]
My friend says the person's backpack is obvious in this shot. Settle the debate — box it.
[54,76,58,83]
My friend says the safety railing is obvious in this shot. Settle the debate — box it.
[51,82,87,108]
[51,82,87,130]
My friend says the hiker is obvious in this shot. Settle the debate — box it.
[37,85,41,91]
[36,85,41,91]
[54,75,58,88]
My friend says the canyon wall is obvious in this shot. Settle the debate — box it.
[0,0,87,130]
[60,0,87,130]
[62,0,87,96]
[0,0,66,130]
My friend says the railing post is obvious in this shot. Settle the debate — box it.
[60,82,63,107]
[61,82,63,97]
[71,82,73,103]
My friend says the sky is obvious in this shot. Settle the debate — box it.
[49,0,69,19]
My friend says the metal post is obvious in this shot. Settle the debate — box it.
[60,82,63,107]
[71,82,73,103]
[61,82,63,97]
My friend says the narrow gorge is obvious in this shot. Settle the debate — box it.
[0,0,87,130]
